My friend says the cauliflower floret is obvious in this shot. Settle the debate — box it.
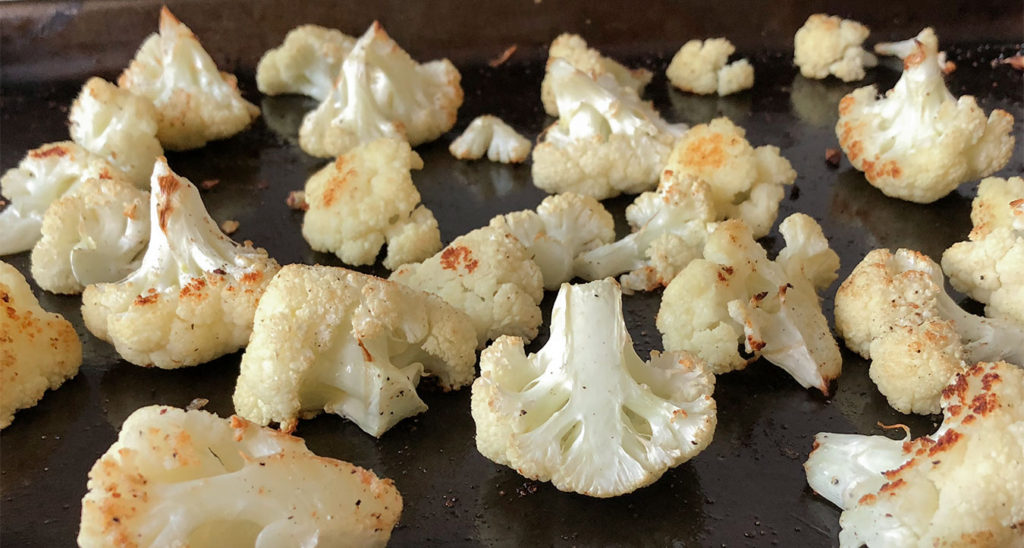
[298,21,462,158]
[301,137,441,269]
[942,176,1024,327]
[390,226,543,348]
[69,77,163,187]
[666,38,754,96]
[834,248,1024,414]
[531,59,687,200]
[30,177,149,295]
[1,142,130,256]
[0,262,82,429]
[471,279,717,498]
[804,361,1024,547]
[489,192,615,290]
[117,7,260,150]
[793,14,878,82]
[657,216,842,394]
[256,25,356,101]
[82,158,280,369]
[449,115,532,163]
[835,28,1014,203]
[79,405,402,547]
[233,264,477,437]
[540,33,653,117]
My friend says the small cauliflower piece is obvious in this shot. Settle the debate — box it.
[532,59,687,200]
[256,25,356,101]
[540,33,653,116]
[118,7,260,150]
[449,115,532,163]
[82,158,280,369]
[793,14,878,82]
[79,405,402,547]
[301,137,441,269]
[834,248,1024,414]
[666,38,754,96]
[30,177,149,295]
[390,226,543,348]
[0,262,82,429]
[471,279,717,498]
[804,361,1024,547]
[298,21,463,158]
[233,264,477,437]
[836,28,1014,203]
[657,216,842,394]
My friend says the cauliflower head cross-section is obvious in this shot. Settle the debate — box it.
[793,14,878,82]
[666,38,754,96]
[256,25,356,101]
[449,115,532,164]
[540,33,653,117]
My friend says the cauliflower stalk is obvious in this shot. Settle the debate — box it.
[256,25,356,101]
[449,115,532,164]
[540,33,653,117]
[471,279,717,498]
[666,38,754,96]
[793,14,878,82]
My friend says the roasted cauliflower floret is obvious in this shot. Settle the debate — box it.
[793,14,878,82]
[256,25,356,101]
[666,38,754,96]
[449,115,532,163]
[540,33,653,117]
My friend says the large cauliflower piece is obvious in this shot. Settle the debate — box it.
[804,361,1024,547]
[834,248,1024,414]
[666,39,754,96]
[532,59,687,200]
[390,226,544,348]
[117,7,260,150]
[540,33,653,117]
[301,137,441,269]
[233,264,477,437]
[298,21,463,158]
[793,14,878,82]
[0,262,82,429]
[942,176,1024,327]
[79,405,402,547]
[449,115,532,164]
[256,25,356,101]
[657,216,842,394]
[835,28,1014,203]
[82,158,280,369]
[471,279,717,498]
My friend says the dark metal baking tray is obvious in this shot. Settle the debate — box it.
[2,1,1022,546]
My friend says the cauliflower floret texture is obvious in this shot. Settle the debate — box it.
[117,7,260,150]
[0,262,82,429]
[666,38,754,96]
[471,279,717,498]
[301,137,441,269]
[82,158,280,369]
[834,248,1024,414]
[256,25,356,101]
[233,264,477,437]
[804,361,1024,547]
[540,33,653,117]
[835,28,1014,203]
[78,405,402,547]
[793,14,878,82]
[657,216,842,394]
[298,21,462,158]
[449,115,532,164]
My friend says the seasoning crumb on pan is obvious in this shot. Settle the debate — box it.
[220,219,240,234]
[286,190,308,211]
[997,54,1024,70]
[186,397,209,410]
[200,178,220,190]
[489,45,518,67]
[825,148,841,168]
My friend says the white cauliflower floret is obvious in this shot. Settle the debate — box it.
[834,248,1024,414]
[69,77,163,187]
[233,264,477,437]
[657,216,842,394]
[0,262,82,429]
[793,14,878,82]
[942,176,1024,327]
[1,142,130,256]
[804,361,1024,547]
[256,25,356,101]
[390,226,543,348]
[449,115,532,163]
[82,158,280,369]
[471,279,717,498]
[30,178,149,295]
[117,7,260,150]
[489,192,615,290]
[666,38,754,96]
[301,138,441,269]
[540,33,653,117]
[835,28,1014,203]
[532,59,687,200]
[78,405,402,547]
[298,21,462,158]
